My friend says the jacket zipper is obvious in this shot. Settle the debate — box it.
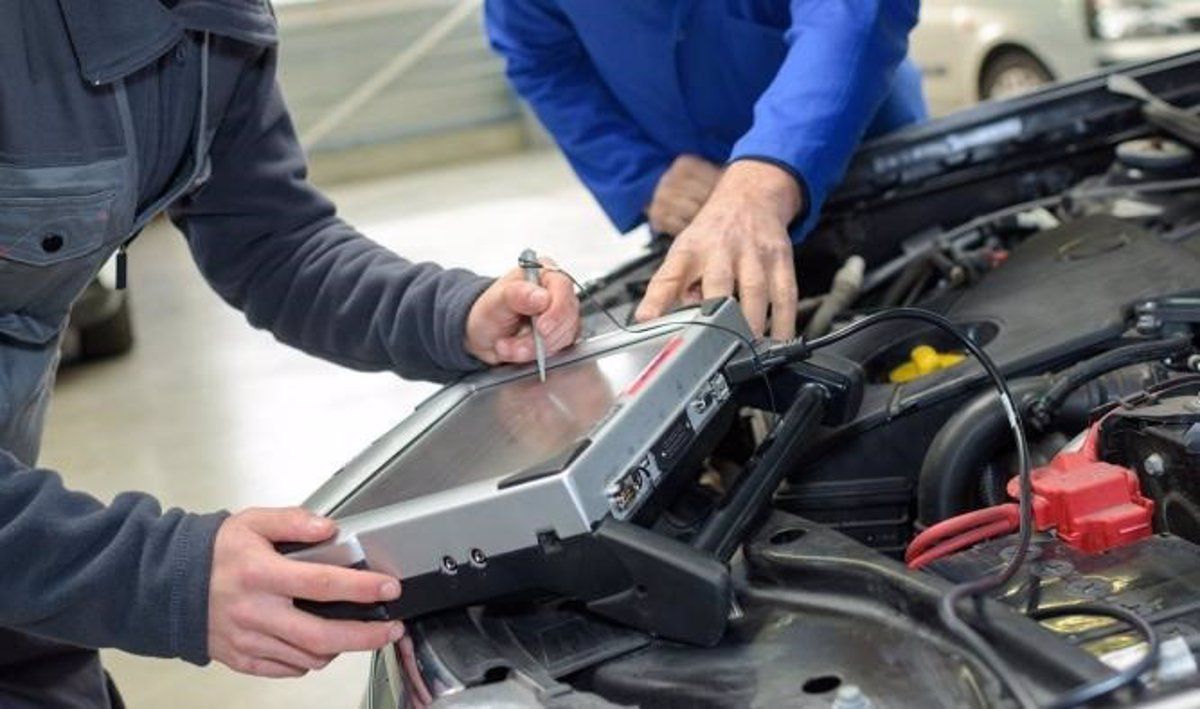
[115,32,211,291]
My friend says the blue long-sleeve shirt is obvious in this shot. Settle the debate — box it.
[485,0,927,238]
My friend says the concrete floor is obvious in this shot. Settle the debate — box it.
[39,150,647,708]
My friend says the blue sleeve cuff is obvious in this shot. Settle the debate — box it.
[592,164,668,234]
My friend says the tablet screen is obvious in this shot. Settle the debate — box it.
[334,333,674,517]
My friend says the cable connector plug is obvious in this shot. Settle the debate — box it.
[724,337,811,385]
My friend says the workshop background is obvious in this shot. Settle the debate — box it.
[40,0,1200,706]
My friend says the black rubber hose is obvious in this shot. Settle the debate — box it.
[1053,362,1168,432]
[917,378,1049,525]
[1029,334,1194,428]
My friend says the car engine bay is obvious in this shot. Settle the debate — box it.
[366,53,1200,709]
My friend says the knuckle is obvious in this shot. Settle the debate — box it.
[288,623,323,653]
[307,634,337,656]
[371,624,394,647]
[227,598,257,626]
[316,628,350,657]
[230,631,256,656]
[756,242,782,260]
[230,655,255,675]
[757,235,790,258]
[740,275,767,293]
[307,568,336,597]
[239,562,268,589]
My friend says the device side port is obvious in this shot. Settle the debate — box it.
[606,467,648,514]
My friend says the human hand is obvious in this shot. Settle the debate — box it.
[465,257,580,365]
[208,508,405,678]
[646,154,722,236]
[635,160,802,339]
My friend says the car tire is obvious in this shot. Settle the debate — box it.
[980,49,1053,101]
[78,296,135,359]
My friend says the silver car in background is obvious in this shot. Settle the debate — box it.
[912,0,1200,115]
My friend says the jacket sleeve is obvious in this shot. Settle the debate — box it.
[730,0,921,239]
[0,449,227,664]
[168,47,491,384]
[485,0,674,232]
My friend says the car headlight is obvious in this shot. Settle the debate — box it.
[1087,0,1191,40]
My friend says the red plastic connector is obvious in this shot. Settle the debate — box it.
[1005,422,1154,554]
[907,419,1156,569]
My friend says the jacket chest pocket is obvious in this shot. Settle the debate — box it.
[0,190,115,265]
[0,188,123,345]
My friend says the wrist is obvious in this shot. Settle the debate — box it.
[718,159,803,224]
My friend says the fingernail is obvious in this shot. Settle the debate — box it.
[531,288,549,307]
[380,580,401,600]
[308,517,332,534]
[389,623,406,642]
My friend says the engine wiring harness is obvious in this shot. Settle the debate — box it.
[545,247,1171,708]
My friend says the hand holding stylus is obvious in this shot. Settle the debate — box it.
[464,254,580,368]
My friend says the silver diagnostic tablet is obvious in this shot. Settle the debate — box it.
[290,298,749,640]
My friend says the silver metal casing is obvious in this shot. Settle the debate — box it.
[291,299,749,583]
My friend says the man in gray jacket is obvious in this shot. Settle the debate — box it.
[0,1,581,706]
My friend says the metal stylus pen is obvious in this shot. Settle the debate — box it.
[520,248,547,382]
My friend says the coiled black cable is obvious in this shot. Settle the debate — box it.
[538,256,1163,707]
[808,307,1040,708]
[810,308,1164,708]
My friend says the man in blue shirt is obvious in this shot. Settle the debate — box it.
[486,0,927,339]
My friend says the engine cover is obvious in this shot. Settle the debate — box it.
[779,215,1200,554]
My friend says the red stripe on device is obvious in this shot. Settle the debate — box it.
[623,336,684,397]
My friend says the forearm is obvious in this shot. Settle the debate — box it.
[170,46,492,382]
[731,0,918,237]
[181,207,492,381]
[0,450,225,663]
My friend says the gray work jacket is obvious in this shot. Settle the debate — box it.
[0,0,491,689]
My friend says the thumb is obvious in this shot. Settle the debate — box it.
[240,507,336,543]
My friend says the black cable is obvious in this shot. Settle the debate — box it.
[1030,603,1161,708]
[535,254,1161,706]
[1029,334,1194,428]
[809,308,1166,707]
[807,307,1041,708]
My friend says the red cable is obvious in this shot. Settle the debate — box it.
[905,504,1019,563]
[907,517,1020,570]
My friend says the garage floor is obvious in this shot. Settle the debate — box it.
[39,150,647,708]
